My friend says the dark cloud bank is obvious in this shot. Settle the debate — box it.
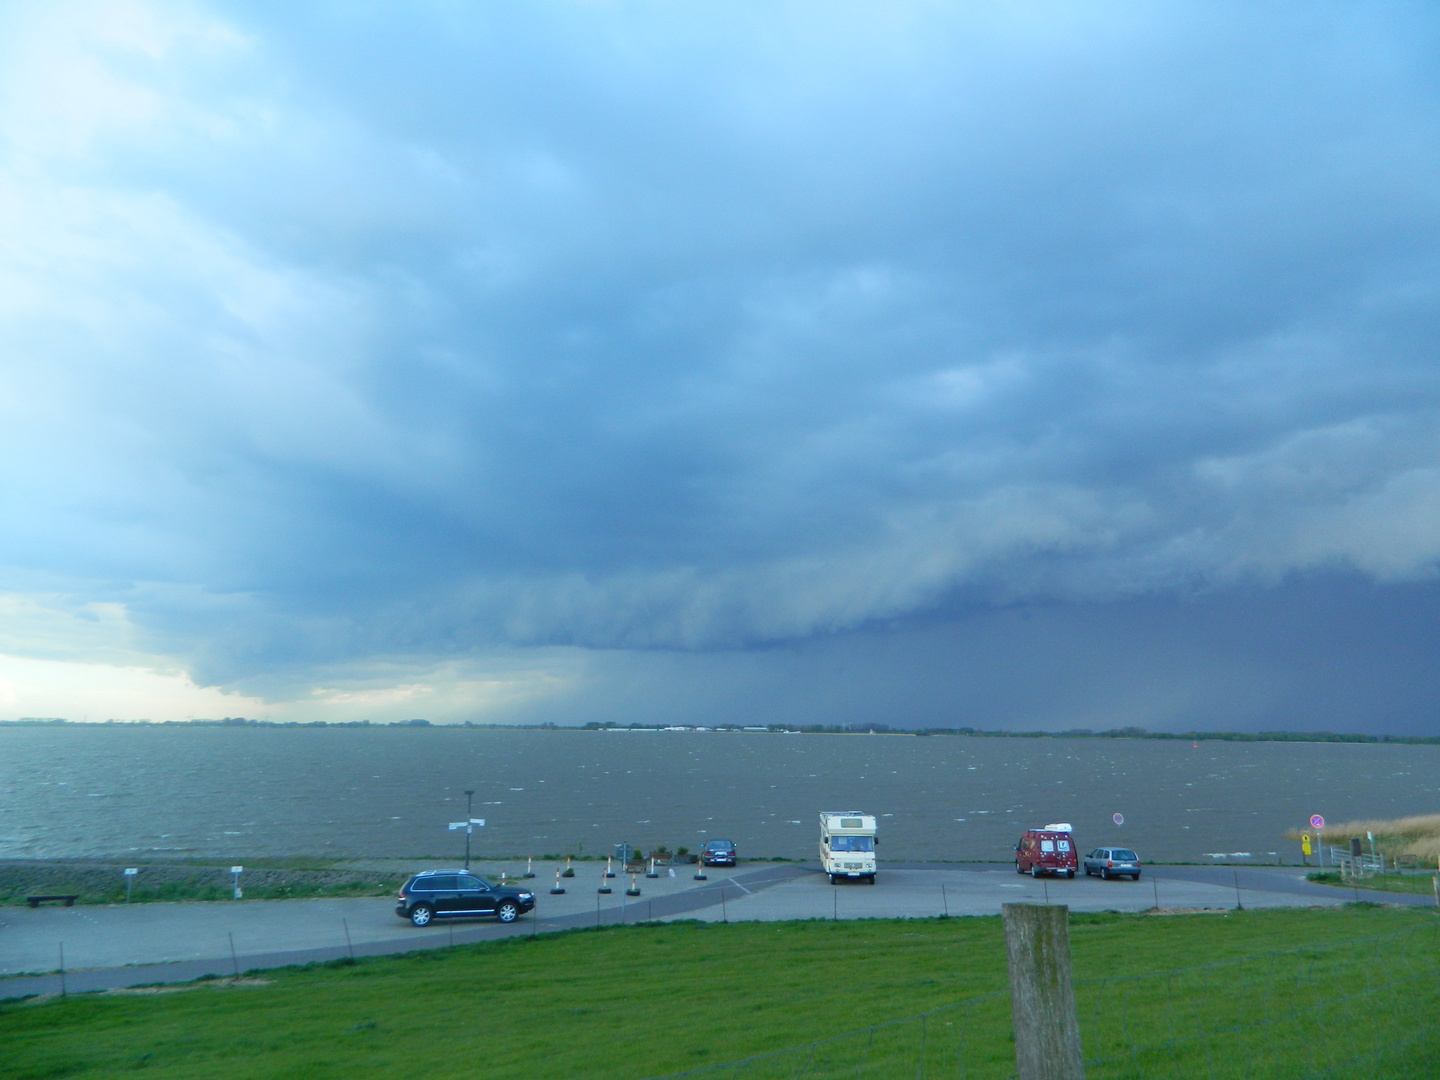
[3,3,1440,732]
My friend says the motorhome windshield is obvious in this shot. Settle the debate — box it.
[830,835,873,852]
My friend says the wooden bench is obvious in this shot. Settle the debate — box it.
[27,894,79,908]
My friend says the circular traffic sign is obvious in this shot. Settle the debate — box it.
[1113,813,1125,826]
[1310,814,1325,829]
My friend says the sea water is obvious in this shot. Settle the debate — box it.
[0,725,1434,864]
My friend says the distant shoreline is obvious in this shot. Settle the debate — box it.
[2,717,1434,744]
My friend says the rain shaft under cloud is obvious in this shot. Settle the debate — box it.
[2,2,1440,731]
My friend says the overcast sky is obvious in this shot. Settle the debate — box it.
[2,2,1438,733]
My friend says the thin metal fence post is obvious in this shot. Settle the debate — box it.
[228,932,240,979]
[343,918,354,959]
[58,942,66,999]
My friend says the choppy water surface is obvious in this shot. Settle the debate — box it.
[1,726,1435,863]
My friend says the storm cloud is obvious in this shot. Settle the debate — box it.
[2,2,1439,731]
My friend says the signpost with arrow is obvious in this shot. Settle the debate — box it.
[448,788,485,869]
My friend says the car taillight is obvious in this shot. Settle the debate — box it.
[1107,861,1113,867]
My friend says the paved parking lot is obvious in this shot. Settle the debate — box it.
[2,860,1424,999]
[685,863,1370,922]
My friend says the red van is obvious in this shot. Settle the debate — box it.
[1015,824,1078,878]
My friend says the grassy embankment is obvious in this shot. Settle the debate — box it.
[2,906,1437,1080]
[0,859,404,906]
[0,856,802,906]
[1285,812,1440,867]
[1284,813,1440,895]
[1306,871,1438,896]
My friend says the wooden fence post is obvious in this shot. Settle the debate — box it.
[1002,903,1084,1080]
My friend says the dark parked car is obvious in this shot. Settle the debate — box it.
[1083,847,1142,880]
[395,870,536,926]
[701,839,737,866]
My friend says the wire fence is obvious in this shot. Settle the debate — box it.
[644,919,1440,1080]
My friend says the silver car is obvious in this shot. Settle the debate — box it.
[1083,847,1142,880]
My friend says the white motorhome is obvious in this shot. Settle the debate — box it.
[819,811,877,884]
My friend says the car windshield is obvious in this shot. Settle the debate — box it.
[1113,850,1138,861]
[831,835,873,852]
[707,841,733,850]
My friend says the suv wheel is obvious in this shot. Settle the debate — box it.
[410,903,435,927]
[497,900,520,923]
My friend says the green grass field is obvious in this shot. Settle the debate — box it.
[2,907,1437,1080]
[1306,870,1440,895]
[0,861,404,907]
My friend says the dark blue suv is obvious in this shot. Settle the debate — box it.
[395,870,536,927]
[701,839,737,866]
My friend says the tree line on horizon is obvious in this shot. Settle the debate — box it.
[4,716,1433,744]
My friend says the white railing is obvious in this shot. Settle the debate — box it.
[1327,847,1386,877]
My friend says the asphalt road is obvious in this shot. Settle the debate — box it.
[2,861,1429,1000]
